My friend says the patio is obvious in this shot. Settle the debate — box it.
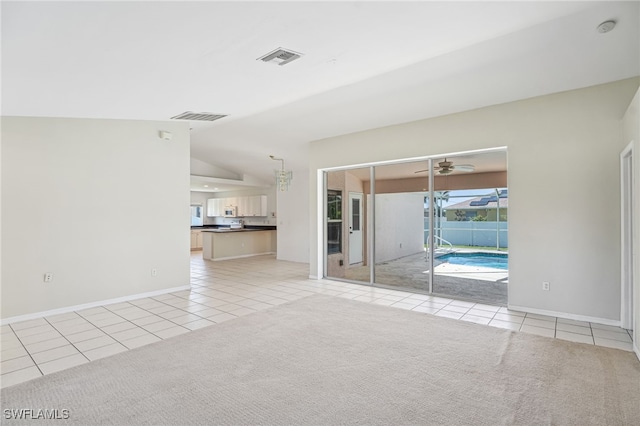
[343,250,508,305]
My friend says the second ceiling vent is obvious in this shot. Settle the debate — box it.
[257,47,303,66]
[170,112,227,122]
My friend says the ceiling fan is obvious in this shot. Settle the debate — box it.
[415,158,475,175]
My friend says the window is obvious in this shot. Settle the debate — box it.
[327,190,342,254]
[327,190,342,221]
[190,205,203,226]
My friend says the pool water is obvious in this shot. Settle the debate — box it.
[438,252,508,270]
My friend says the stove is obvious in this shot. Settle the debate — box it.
[229,219,244,230]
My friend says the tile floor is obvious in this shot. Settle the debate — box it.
[1,253,635,389]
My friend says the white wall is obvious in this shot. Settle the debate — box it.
[622,87,639,357]
[277,166,309,264]
[372,193,424,263]
[1,117,191,320]
[309,78,639,322]
[190,158,240,180]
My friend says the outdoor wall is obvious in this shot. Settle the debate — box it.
[309,77,639,323]
[373,193,424,263]
[1,116,191,320]
[622,86,639,356]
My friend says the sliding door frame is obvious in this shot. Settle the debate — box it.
[319,147,507,296]
[427,157,434,294]
[369,166,376,284]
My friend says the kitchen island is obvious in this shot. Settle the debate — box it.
[201,228,276,261]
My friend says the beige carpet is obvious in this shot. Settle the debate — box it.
[1,294,639,425]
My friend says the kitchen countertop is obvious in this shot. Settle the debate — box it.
[192,225,276,231]
[201,228,274,233]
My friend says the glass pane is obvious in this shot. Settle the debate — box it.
[327,191,342,221]
[431,151,509,305]
[372,161,430,292]
[326,169,370,283]
[327,221,342,255]
[351,198,360,231]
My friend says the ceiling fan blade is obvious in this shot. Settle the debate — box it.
[454,165,475,172]
[414,169,429,174]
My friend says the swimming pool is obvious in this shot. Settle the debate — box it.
[437,252,508,270]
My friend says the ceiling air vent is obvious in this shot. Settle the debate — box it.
[170,112,227,122]
[257,47,303,66]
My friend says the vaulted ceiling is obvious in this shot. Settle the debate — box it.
[3,1,638,191]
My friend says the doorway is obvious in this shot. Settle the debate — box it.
[348,192,364,264]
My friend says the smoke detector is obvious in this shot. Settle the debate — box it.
[257,47,303,66]
[170,112,227,122]
[597,20,616,34]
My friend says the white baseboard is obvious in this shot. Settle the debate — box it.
[1,285,191,326]
[634,340,639,362]
[211,252,275,262]
[508,304,621,327]
[308,275,320,280]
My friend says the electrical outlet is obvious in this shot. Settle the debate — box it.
[44,273,54,283]
[151,269,157,277]
[542,281,550,291]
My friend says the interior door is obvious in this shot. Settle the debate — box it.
[349,192,363,264]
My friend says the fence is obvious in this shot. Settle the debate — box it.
[424,220,508,248]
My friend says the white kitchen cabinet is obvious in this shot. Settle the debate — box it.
[236,196,249,217]
[246,196,258,216]
[246,195,268,217]
[224,197,237,209]
[259,195,268,216]
[207,195,268,217]
[190,229,203,250]
[216,198,226,215]
[206,198,224,217]
[206,199,215,217]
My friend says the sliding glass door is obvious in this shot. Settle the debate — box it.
[372,161,429,292]
[323,150,508,305]
[326,168,370,284]
[429,151,508,304]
